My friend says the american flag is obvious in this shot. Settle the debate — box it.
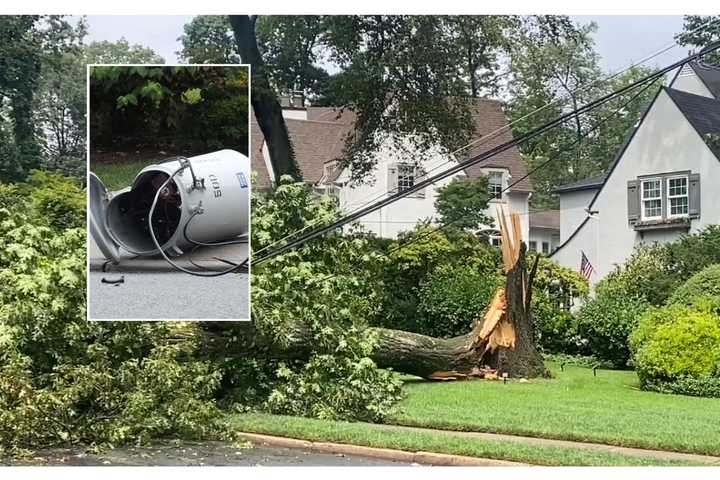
[580,251,594,280]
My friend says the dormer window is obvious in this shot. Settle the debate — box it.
[488,171,503,199]
[397,164,416,193]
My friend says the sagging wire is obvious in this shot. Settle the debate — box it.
[147,165,250,277]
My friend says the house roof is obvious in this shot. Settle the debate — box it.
[251,98,530,192]
[665,87,720,138]
[691,61,720,99]
[529,210,559,230]
[250,117,352,189]
[555,174,607,193]
[461,98,532,192]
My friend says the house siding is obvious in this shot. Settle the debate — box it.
[554,89,720,283]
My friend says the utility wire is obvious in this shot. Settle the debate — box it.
[251,17,720,259]
[254,42,720,266]
[298,74,663,287]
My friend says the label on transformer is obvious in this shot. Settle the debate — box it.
[237,172,248,189]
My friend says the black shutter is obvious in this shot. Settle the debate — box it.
[627,180,640,225]
[689,173,701,218]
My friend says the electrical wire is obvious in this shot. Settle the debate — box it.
[274,74,664,288]
[254,42,720,266]
[147,166,250,277]
[250,17,720,259]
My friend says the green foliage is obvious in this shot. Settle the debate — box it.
[434,178,492,231]
[531,258,589,353]
[598,244,674,306]
[249,178,401,422]
[665,226,720,281]
[89,65,249,155]
[267,353,402,423]
[668,264,720,307]
[0,175,224,453]
[631,300,720,395]
[178,16,241,64]
[24,170,85,229]
[575,291,649,368]
[84,37,165,64]
[416,263,504,338]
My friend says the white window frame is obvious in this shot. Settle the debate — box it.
[487,170,504,199]
[666,175,689,219]
[396,163,416,193]
[542,241,550,254]
[640,177,663,221]
[528,240,537,252]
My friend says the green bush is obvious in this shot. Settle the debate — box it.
[416,262,503,338]
[666,226,720,280]
[25,170,86,230]
[575,293,649,368]
[0,175,224,453]
[641,375,720,398]
[630,301,720,393]
[531,258,589,354]
[668,264,720,307]
[599,244,675,306]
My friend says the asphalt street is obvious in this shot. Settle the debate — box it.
[88,271,249,320]
[3,441,412,466]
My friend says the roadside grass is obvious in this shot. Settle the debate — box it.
[91,159,157,191]
[229,413,699,466]
[389,362,720,456]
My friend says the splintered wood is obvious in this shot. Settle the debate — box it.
[428,208,524,382]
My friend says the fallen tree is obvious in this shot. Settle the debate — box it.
[199,211,548,380]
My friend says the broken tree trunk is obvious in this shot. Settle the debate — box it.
[199,210,547,379]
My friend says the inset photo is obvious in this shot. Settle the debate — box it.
[87,64,251,321]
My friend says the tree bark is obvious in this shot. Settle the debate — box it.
[228,15,301,181]
[199,241,547,379]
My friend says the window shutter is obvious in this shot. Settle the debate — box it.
[388,163,398,194]
[689,173,701,218]
[627,180,640,225]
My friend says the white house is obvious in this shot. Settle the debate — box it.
[528,210,560,254]
[552,61,720,283]
[251,98,533,240]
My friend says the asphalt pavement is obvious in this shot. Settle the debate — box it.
[88,235,250,320]
[2,441,413,466]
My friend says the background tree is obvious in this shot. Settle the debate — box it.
[84,38,166,64]
[434,177,492,231]
[676,16,720,63]
[178,16,239,64]
[0,16,83,181]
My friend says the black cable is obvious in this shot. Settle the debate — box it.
[253,42,720,266]
[290,73,663,287]
[147,167,249,277]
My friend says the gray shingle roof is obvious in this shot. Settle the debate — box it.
[529,210,559,230]
[665,87,720,137]
[555,174,607,193]
[691,61,720,99]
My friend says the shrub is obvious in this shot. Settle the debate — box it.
[416,263,503,338]
[575,293,649,368]
[630,300,720,397]
[531,258,589,353]
[599,244,675,306]
[25,170,86,230]
[666,226,720,280]
[668,264,720,307]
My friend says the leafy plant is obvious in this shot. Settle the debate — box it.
[668,264,720,307]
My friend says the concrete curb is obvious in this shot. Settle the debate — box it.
[236,432,527,467]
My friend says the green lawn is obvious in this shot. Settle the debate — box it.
[229,413,698,466]
[389,362,720,456]
[91,159,157,191]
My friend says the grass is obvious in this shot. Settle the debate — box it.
[389,362,720,456]
[91,159,158,191]
[229,413,699,466]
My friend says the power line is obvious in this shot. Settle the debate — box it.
[297,74,664,288]
[251,17,720,259]
[254,42,719,266]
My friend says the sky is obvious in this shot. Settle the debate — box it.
[80,15,689,71]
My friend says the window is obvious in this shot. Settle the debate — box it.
[641,178,662,220]
[667,176,689,218]
[542,242,550,254]
[528,241,537,252]
[397,164,416,193]
[490,236,502,247]
[488,171,503,199]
